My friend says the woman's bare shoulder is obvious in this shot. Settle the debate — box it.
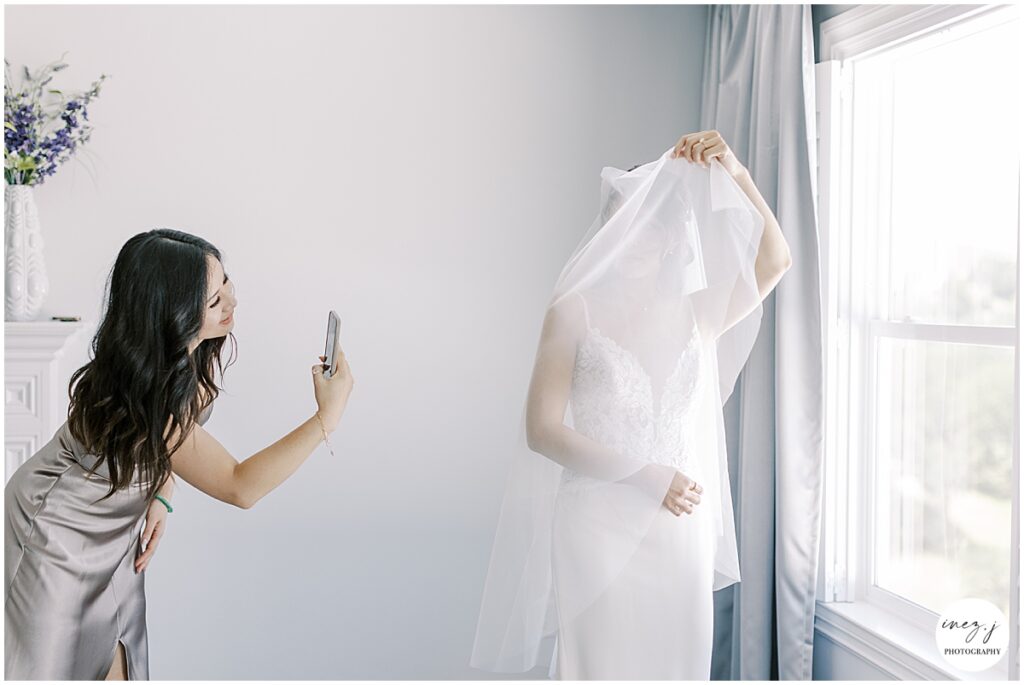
[543,292,587,344]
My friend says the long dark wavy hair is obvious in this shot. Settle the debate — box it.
[67,229,238,503]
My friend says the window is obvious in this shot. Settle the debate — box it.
[816,4,1019,680]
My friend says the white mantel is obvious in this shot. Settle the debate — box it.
[4,320,91,482]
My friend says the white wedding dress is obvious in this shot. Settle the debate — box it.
[470,151,761,679]
[549,292,715,680]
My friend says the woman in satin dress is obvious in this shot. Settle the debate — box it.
[4,229,354,680]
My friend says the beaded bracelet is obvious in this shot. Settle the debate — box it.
[315,411,336,458]
[154,494,173,513]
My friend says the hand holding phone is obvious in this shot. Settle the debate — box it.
[312,310,354,433]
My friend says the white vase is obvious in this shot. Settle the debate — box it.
[5,185,50,322]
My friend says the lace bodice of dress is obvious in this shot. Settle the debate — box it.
[564,295,706,486]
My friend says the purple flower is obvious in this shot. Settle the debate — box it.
[4,55,109,185]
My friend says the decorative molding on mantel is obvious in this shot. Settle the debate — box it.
[4,320,91,357]
[4,319,93,480]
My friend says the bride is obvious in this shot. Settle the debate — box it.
[471,131,791,679]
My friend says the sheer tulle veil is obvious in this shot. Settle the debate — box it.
[470,146,765,673]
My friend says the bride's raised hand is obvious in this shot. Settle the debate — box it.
[663,469,703,516]
[670,129,746,177]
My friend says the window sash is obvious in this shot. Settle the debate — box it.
[816,3,1020,680]
[859,320,1014,635]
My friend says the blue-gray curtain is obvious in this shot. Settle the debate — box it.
[700,5,826,681]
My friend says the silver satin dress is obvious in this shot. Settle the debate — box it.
[5,402,213,680]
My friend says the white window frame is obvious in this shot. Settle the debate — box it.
[814,4,1020,681]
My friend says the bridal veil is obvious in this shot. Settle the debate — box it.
[470,146,765,673]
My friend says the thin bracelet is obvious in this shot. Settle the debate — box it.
[154,494,173,513]
[315,411,336,458]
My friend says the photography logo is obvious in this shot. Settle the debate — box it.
[935,598,1008,671]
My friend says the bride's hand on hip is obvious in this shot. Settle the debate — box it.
[663,469,702,517]
[312,340,354,432]
[671,129,746,178]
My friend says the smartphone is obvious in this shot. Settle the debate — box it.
[323,310,341,379]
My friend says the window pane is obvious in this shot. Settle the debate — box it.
[870,12,1020,326]
[872,337,1013,616]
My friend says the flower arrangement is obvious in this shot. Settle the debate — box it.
[4,53,110,186]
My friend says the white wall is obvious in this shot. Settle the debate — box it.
[4,4,708,678]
